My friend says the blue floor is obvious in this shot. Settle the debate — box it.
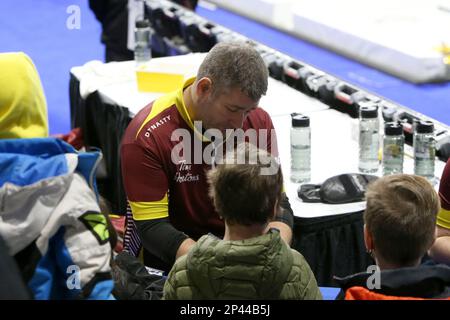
[1,1,448,136]
[0,0,103,135]
[197,4,450,127]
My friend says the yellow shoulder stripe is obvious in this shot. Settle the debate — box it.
[135,77,197,139]
[437,207,450,230]
[129,193,169,221]
[136,92,177,139]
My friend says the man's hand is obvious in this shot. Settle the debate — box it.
[428,225,450,265]
[175,238,196,259]
[267,221,293,246]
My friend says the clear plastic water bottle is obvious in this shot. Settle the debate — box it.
[134,19,151,65]
[414,120,435,180]
[382,122,404,175]
[290,113,311,183]
[358,105,379,173]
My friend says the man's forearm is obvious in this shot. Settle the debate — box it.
[270,192,294,245]
[135,218,189,266]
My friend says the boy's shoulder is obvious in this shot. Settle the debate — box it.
[289,248,316,278]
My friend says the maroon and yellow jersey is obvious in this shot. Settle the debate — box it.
[121,78,277,239]
[438,158,450,229]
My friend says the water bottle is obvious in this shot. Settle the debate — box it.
[290,113,311,183]
[358,105,379,173]
[134,19,151,65]
[414,120,435,180]
[382,122,404,175]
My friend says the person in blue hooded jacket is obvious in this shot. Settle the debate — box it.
[0,138,114,299]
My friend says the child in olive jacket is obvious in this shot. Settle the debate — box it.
[163,143,321,300]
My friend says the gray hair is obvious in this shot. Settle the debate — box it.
[197,42,269,101]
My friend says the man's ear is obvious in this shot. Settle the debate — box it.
[195,77,213,99]
[364,224,374,251]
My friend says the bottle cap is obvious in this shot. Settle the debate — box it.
[291,113,310,127]
[416,120,434,134]
[384,122,403,136]
[382,105,397,122]
[136,19,150,28]
[360,105,378,119]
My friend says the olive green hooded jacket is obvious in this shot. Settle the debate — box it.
[163,230,322,300]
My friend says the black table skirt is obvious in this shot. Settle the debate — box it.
[70,73,131,215]
[293,210,374,286]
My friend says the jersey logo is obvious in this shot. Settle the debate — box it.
[174,160,200,183]
[144,115,171,137]
[79,211,110,245]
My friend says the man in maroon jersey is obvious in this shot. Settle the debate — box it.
[121,42,294,271]
[429,158,450,265]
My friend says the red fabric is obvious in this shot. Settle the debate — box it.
[54,127,84,150]
[345,286,450,300]
[110,215,125,253]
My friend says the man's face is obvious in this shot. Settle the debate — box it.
[198,86,259,134]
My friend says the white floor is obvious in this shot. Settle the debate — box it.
[205,0,450,83]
